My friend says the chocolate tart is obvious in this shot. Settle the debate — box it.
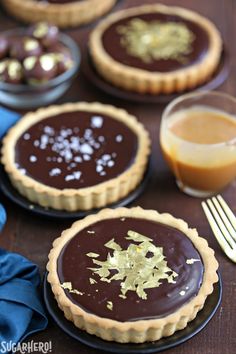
[1,0,117,28]
[47,207,218,343]
[1,102,150,211]
[89,4,222,95]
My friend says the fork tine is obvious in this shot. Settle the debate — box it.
[212,196,236,242]
[205,199,236,249]
[216,195,236,230]
[202,201,234,254]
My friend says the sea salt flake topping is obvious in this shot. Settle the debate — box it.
[29,155,37,163]
[44,126,54,135]
[80,143,93,155]
[74,156,82,163]
[65,171,82,181]
[49,168,61,176]
[116,134,123,143]
[34,140,40,147]
[19,168,26,175]
[23,133,31,140]
[91,116,104,128]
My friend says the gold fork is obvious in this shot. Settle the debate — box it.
[202,195,236,263]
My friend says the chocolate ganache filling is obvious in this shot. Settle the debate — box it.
[15,111,138,189]
[57,218,204,322]
[102,13,210,73]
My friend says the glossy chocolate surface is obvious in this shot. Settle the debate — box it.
[102,13,210,72]
[39,0,83,3]
[57,217,204,322]
[15,111,138,189]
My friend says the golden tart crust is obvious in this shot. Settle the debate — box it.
[89,4,222,95]
[47,207,218,343]
[2,0,117,28]
[1,102,150,211]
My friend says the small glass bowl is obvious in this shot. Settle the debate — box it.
[160,91,236,197]
[0,30,80,109]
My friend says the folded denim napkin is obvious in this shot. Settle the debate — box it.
[0,204,48,353]
[0,106,21,139]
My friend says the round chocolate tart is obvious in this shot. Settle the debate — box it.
[89,4,222,95]
[2,0,117,28]
[47,207,218,343]
[1,103,150,211]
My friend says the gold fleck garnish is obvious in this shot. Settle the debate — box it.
[71,289,84,296]
[105,238,122,251]
[186,258,201,264]
[24,39,39,51]
[117,19,195,64]
[107,301,113,311]
[61,282,84,295]
[24,56,37,71]
[89,277,97,284]
[33,22,49,38]
[87,252,99,258]
[61,282,72,291]
[126,230,152,242]
[87,230,178,300]
[87,230,95,234]
[180,290,186,296]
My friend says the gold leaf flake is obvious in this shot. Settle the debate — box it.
[61,282,83,295]
[89,278,97,284]
[117,19,195,64]
[126,230,152,242]
[105,238,122,251]
[61,282,72,291]
[87,252,100,258]
[87,229,178,300]
[107,301,113,311]
[186,258,201,264]
[70,289,84,296]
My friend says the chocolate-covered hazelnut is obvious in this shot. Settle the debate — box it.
[23,53,58,84]
[48,43,74,74]
[0,59,23,84]
[0,36,8,59]
[10,37,42,61]
[28,22,59,47]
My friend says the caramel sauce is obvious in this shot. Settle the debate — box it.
[161,107,236,192]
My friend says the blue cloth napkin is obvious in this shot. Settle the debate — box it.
[0,204,7,232]
[0,107,21,139]
[0,204,48,353]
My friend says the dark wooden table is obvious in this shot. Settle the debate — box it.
[0,0,235,353]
